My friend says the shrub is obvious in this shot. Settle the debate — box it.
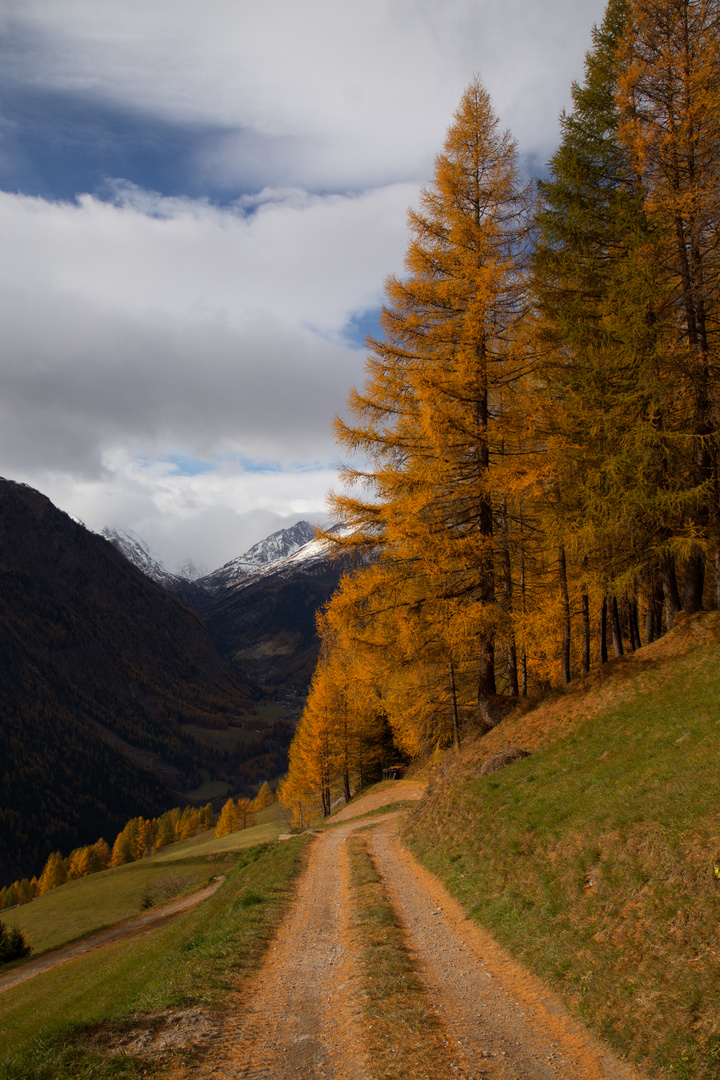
[0,920,31,964]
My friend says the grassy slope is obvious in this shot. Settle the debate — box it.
[405,611,720,1080]
[6,803,292,956]
[0,836,308,1079]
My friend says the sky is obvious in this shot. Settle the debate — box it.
[0,0,607,573]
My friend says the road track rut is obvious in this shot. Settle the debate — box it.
[170,791,648,1080]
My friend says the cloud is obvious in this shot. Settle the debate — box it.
[32,455,337,571]
[3,0,608,190]
[0,0,610,563]
[0,183,415,477]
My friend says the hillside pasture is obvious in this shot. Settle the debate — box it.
[405,612,720,1079]
[0,839,308,1079]
[4,804,291,957]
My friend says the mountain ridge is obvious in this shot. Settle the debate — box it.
[104,518,351,687]
[0,478,274,882]
[195,520,318,595]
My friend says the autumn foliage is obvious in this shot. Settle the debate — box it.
[282,0,720,821]
[0,800,221,911]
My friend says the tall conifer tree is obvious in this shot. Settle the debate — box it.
[329,76,530,736]
[617,0,720,609]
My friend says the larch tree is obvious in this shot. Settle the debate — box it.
[531,0,654,665]
[534,0,720,654]
[37,851,67,894]
[110,818,141,867]
[251,782,274,812]
[214,798,240,837]
[327,76,532,746]
[236,797,253,829]
[616,0,720,610]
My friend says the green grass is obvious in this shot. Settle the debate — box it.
[5,804,293,956]
[185,777,232,801]
[3,860,217,956]
[150,821,280,862]
[404,617,720,1079]
[0,838,309,1079]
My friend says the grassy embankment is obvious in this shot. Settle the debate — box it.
[405,611,720,1080]
[0,803,307,1080]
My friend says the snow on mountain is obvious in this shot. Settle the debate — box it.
[177,557,208,582]
[101,519,346,602]
[195,520,318,594]
[205,522,356,597]
[101,527,187,591]
[266,522,354,571]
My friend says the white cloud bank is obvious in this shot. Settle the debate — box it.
[0,183,413,566]
[5,0,607,186]
[0,0,609,567]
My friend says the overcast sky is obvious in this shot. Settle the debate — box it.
[0,0,607,572]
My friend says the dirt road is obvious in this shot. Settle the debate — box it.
[367,818,643,1080]
[172,793,647,1080]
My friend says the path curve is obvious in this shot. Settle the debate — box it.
[331,779,425,823]
[0,877,225,995]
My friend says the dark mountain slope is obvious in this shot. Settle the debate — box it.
[0,479,255,882]
[204,536,355,687]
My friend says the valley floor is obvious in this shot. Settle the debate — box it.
[163,785,647,1080]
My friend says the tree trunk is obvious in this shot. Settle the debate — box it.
[357,719,365,791]
[499,499,518,695]
[342,702,352,803]
[683,545,705,614]
[645,565,664,642]
[448,660,461,751]
[519,524,528,696]
[599,596,608,663]
[478,638,496,701]
[475,337,495,701]
[610,596,624,657]
[661,551,681,629]
[559,546,571,684]
[628,596,642,650]
[581,557,590,676]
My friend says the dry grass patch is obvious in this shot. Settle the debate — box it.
[347,830,453,1080]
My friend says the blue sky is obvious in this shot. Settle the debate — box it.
[0,0,607,570]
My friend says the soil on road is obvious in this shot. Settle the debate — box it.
[169,793,647,1080]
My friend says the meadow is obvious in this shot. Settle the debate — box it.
[0,804,304,1080]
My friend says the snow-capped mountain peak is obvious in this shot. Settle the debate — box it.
[177,557,208,582]
[196,521,317,594]
[102,526,170,582]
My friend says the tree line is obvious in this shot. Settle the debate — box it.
[281,0,719,822]
[0,782,275,911]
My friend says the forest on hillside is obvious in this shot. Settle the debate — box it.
[280,0,720,823]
